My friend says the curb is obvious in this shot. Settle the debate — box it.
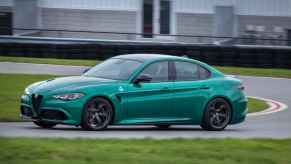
[228,74,291,80]
[247,96,288,117]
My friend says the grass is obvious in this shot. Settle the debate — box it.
[0,138,291,164]
[247,97,269,113]
[0,74,57,122]
[0,56,98,66]
[216,66,291,79]
[1,56,290,78]
[0,74,267,122]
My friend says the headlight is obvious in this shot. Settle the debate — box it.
[24,88,30,95]
[53,93,85,101]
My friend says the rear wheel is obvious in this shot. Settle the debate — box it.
[155,125,171,129]
[33,121,57,129]
[81,97,113,131]
[201,98,231,131]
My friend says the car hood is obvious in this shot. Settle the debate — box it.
[27,76,118,94]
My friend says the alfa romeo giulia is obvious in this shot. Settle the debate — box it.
[20,54,247,131]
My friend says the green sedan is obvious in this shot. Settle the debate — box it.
[20,54,247,131]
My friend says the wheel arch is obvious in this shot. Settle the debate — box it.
[203,95,234,122]
[96,95,116,124]
[82,95,116,125]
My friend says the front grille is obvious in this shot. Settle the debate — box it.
[31,94,43,114]
[20,106,33,117]
[40,110,68,120]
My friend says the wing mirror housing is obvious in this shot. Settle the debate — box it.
[133,74,152,84]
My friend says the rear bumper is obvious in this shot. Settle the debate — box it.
[230,97,248,124]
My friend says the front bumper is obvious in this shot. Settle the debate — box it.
[20,94,85,125]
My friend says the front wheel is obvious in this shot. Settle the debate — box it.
[33,121,57,129]
[81,97,113,131]
[201,98,231,131]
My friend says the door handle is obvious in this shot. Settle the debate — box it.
[199,85,210,90]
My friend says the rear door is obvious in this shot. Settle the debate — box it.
[171,61,211,123]
[126,61,174,123]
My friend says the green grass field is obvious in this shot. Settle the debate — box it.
[0,56,99,66]
[247,97,269,113]
[1,56,290,78]
[0,138,291,164]
[0,74,267,122]
[216,66,291,79]
[0,74,56,121]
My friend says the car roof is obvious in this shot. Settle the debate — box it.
[113,54,225,78]
[113,54,187,62]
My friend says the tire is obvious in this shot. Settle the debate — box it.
[200,98,231,131]
[33,121,57,129]
[81,97,113,131]
[155,125,171,129]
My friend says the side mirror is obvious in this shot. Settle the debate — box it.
[82,68,90,74]
[133,74,152,84]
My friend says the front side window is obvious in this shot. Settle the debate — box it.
[138,61,169,82]
[84,58,142,80]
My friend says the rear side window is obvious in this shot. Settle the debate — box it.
[175,61,199,81]
[174,61,211,81]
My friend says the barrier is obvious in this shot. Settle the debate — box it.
[0,36,290,68]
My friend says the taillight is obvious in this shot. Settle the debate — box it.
[238,84,245,91]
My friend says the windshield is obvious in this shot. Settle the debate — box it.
[84,58,142,80]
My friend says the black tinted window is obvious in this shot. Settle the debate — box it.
[139,61,169,82]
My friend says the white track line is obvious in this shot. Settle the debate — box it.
[247,96,288,117]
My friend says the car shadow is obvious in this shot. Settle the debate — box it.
[26,125,243,132]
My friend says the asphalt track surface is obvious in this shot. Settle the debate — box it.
[0,62,290,139]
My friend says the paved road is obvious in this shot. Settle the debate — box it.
[0,62,89,75]
[0,62,290,139]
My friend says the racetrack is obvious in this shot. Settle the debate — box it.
[0,62,290,139]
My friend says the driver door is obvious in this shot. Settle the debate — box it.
[125,61,174,123]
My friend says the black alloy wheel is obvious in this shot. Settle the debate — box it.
[201,98,231,131]
[81,97,113,131]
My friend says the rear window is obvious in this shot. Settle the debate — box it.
[199,66,211,80]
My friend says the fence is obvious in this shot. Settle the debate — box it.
[1,27,291,46]
[0,36,291,69]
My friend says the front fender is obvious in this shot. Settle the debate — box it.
[80,83,128,124]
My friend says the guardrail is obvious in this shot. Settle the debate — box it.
[0,36,291,69]
[1,27,291,46]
